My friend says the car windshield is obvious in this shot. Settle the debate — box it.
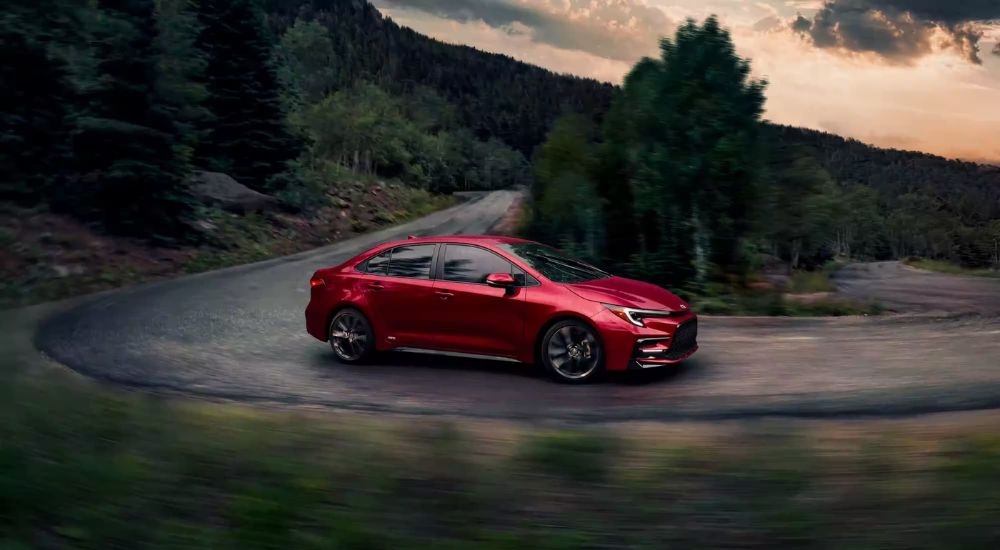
[498,242,611,283]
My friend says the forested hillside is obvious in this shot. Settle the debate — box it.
[2,0,997,308]
[263,0,617,156]
[526,16,1000,310]
[2,0,561,247]
[263,0,999,271]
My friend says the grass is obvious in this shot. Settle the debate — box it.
[785,260,845,294]
[689,261,883,316]
[3,355,1000,549]
[690,287,882,316]
[904,257,1000,278]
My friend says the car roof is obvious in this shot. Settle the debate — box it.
[380,234,534,248]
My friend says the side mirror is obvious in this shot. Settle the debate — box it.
[485,272,516,288]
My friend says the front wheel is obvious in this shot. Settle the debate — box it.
[328,308,375,364]
[540,320,604,384]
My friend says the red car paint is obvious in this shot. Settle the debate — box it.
[305,235,697,375]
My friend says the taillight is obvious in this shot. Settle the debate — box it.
[310,276,325,288]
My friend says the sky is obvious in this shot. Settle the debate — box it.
[372,0,1000,163]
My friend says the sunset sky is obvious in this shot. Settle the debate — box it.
[373,0,1000,163]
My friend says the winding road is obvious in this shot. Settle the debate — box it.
[35,190,1000,422]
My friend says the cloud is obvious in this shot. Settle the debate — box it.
[791,0,1000,64]
[753,14,784,32]
[375,0,674,62]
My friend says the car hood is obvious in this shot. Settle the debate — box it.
[564,276,690,312]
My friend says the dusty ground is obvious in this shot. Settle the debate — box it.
[27,190,1000,423]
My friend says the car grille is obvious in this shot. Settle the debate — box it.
[665,319,698,359]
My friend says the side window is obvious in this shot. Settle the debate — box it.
[363,249,390,276]
[386,244,435,279]
[511,265,533,286]
[441,244,515,284]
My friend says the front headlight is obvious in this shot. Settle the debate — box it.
[602,304,676,327]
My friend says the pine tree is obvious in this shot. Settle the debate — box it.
[71,0,191,239]
[623,17,767,286]
[0,0,79,204]
[196,0,301,192]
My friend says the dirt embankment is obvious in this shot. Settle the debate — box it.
[486,187,527,236]
[1,180,453,309]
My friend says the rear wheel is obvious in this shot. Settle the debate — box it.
[540,320,604,383]
[329,308,375,364]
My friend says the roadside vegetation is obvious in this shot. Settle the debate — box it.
[2,361,999,548]
[904,257,1000,278]
[2,0,527,308]
[5,0,997,312]
[0,182,454,308]
[523,18,1000,316]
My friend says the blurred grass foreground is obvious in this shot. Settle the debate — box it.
[3,365,1000,549]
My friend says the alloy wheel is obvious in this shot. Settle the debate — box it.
[546,324,601,381]
[330,310,370,361]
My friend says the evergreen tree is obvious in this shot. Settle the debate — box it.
[71,0,191,239]
[0,0,86,204]
[276,18,338,106]
[156,0,211,167]
[196,0,302,192]
[621,17,767,286]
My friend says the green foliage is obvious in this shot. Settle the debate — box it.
[195,0,302,192]
[526,114,604,261]
[297,81,529,194]
[3,366,1000,548]
[904,258,1000,278]
[517,430,620,483]
[68,0,193,240]
[760,140,841,270]
[787,268,835,293]
[264,0,615,157]
[0,0,78,205]
[626,17,766,285]
[275,18,338,105]
[772,124,1000,268]
[530,17,767,288]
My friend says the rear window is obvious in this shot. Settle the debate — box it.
[361,249,390,275]
[385,244,435,279]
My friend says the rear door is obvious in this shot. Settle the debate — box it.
[429,243,528,357]
[360,243,439,349]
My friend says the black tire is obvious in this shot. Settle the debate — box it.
[539,319,604,384]
[328,308,376,364]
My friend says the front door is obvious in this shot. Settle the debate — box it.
[429,243,527,358]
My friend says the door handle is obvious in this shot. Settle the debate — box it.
[367,282,385,291]
[434,290,454,300]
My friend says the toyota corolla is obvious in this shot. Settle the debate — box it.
[305,235,697,383]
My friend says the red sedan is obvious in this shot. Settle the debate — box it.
[305,235,697,383]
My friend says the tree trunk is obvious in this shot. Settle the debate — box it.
[994,237,999,270]
[691,205,708,286]
[790,238,802,271]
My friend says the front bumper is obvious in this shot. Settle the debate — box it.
[591,309,699,371]
[628,317,699,369]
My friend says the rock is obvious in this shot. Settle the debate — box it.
[187,171,280,214]
[52,264,85,277]
[192,220,217,232]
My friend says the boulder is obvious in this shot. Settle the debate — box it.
[187,171,279,214]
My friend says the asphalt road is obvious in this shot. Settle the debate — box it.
[35,191,1000,422]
